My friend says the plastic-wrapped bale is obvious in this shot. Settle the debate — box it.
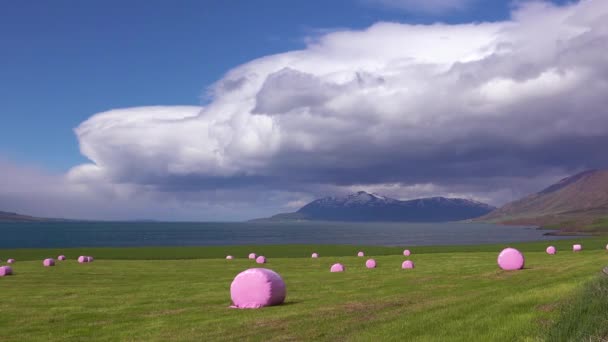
[256,256,267,264]
[78,256,88,263]
[226,255,234,260]
[0,266,13,277]
[606,244,608,251]
[43,258,55,267]
[311,253,319,258]
[7,259,15,264]
[357,251,365,257]
[230,268,286,309]
[86,256,94,262]
[330,263,345,272]
[365,259,376,269]
[248,253,257,260]
[403,249,411,257]
[58,255,66,261]
[497,248,525,270]
[402,260,415,269]
[573,244,582,252]
[546,246,556,255]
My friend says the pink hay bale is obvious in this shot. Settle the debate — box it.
[546,246,556,255]
[357,251,364,257]
[230,268,286,309]
[87,256,94,262]
[573,244,582,252]
[497,248,525,270]
[403,249,411,256]
[248,253,257,260]
[256,256,267,264]
[402,260,415,269]
[78,256,88,263]
[226,255,234,260]
[330,263,345,272]
[43,258,55,267]
[0,266,13,277]
[58,255,66,261]
[311,253,319,258]
[365,259,376,268]
[7,259,15,264]
[605,243,608,250]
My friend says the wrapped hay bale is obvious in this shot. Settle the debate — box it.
[78,256,88,263]
[573,244,582,252]
[43,258,55,267]
[357,251,364,257]
[226,255,234,260]
[546,246,556,255]
[0,266,13,277]
[248,253,257,260]
[58,255,66,261]
[311,253,319,258]
[7,259,15,264]
[403,249,411,256]
[365,259,376,269]
[497,248,525,270]
[402,260,415,269]
[330,263,345,272]
[256,256,267,264]
[230,268,286,309]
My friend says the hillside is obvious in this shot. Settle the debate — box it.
[478,169,608,232]
[253,191,495,222]
[0,210,62,222]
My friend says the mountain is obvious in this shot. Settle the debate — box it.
[0,210,52,222]
[478,169,608,232]
[253,191,495,222]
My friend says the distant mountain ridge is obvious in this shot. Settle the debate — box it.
[253,191,495,222]
[478,169,608,232]
[0,210,53,222]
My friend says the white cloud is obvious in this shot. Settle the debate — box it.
[6,0,608,219]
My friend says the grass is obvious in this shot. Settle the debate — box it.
[0,238,607,341]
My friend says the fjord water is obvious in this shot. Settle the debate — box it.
[0,221,574,248]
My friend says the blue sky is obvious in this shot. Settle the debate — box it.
[1,0,604,221]
[0,0,527,171]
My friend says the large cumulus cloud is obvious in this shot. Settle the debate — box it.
[66,0,608,213]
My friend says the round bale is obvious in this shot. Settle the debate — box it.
[230,268,286,309]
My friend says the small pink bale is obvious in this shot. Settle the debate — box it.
[403,249,411,256]
[230,268,286,309]
[497,248,525,270]
[573,244,582,252]
[86,256,94,262]
[226,255,234,260]
[546,246,556,255]
[605,243,608,251]
[58,255,66,261]
[7,259,15,264]
[330,263,345,272]
[402,260,415,269]
[0,266,13,277]
[311,253,319,258]
[248,253,257,260]
[256,256,267,264]
[357,251,364,257]
[43,258,55,267]
[78,256,88,263]
[365,259,376,269]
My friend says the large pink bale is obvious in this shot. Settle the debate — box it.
[402,260,415,269]
[256,256,267,264]
[0,266,13,277]
[248,253,257,260]
[7,259,15,264]
[357,251,364,257]
[365,259,376,269]
[330,263,345,272]
[43,258,55,267]
[78,256,88,263]
[497,248,525,270]
[573,244,582,252]
[311,253,319,258]
[230,268,286,309]
[546,246,556,255]
[403,249,411,256]
[58,255,66,261]
[226,255,234,260]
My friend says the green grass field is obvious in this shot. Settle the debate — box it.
[1,238,607,341]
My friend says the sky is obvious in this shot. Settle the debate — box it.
[1,0,606,221]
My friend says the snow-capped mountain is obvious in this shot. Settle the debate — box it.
[254,191,495,222]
